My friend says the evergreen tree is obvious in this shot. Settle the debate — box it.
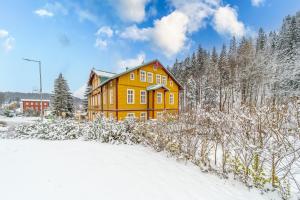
[83,84,91,112]
[52,73,74,117]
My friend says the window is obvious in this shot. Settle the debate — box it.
[162,76,167,85]
[169,93,174,104]
[130,72,135,80]
[109,89,113,104]
[140,90,147,104]
[140,112,147,121]
[44,102,47,106]
[26,102,29,105]
[127,89,134,104]
[170,80,173,87]
[147,72,153,83]
[31,102,33,106]
[110,81,113,87]
[157,112,163,119]
[156,74,161,84]
[127,113,135,119]
[140,70,146,82]
[157,92,162,104]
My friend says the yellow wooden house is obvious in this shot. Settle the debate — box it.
[87,60,183,121]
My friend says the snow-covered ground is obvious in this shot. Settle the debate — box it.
[0,140,279,200]
[0,116,39,132]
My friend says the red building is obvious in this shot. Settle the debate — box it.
[20,99,50,113]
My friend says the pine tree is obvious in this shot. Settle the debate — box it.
[52,73,74,117]
[83,84,91,112]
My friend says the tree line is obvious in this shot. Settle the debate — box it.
[171,11,300,111]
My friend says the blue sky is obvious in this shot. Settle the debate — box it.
[0,0,299,98]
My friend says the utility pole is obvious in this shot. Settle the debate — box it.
[23,58,43,121]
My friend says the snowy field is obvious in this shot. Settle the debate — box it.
[0,139,279,200]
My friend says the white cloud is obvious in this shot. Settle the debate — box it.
[73,84,87,99]
[118,53,146,70]
[77,9,98,24]
[213,5,245,38]
[251,0,265,7]
[3,36,15,52]
[115,0,150,22]
[151,11,189,57]
[119,0,247,56]
[120,25,151,41]
[34,2,68,18]
[96,26,114,38]
[0,30,9,38]
[34,9,54,17]
[45,2,68,15]
[170,0,216,33]
[94,38,108,49]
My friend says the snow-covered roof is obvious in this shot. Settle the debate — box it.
[20,99,50,102]
[92,69,116,78]
[99,59,184,90]
[146,84,170,91]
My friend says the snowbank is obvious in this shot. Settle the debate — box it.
[0,140,279,200]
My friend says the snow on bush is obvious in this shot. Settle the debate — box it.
[14,119,82,140]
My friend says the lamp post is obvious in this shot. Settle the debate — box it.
[23,58,43,121]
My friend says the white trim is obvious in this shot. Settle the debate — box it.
[157,92,162,104]
[140,90,147,104]
[156,74,161,84]
[127,89,135,104]
[140,70,146,82]
[127,113,135,119]
[21,99,50,102]
[162,76,167,85]
[169,93,174,104]
[140,112,147,121]
[147,72,153,83]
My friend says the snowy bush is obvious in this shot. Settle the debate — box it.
[14,119,82,140]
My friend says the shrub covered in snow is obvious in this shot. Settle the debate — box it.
[14,119,82,140]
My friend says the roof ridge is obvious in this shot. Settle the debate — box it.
[93,69,116,74]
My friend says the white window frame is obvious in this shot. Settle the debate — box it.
[162,76,167,85]
[140,70,146,82]
[127,113,135,119]
[156,74,161,84]
[140,90,147,104]
[109,89,113,104]
[157,112,163,119]
[130,72,135,80]
[127,89,135,104]
[140,112,147,121]
[157,92,163,104]
[169,93,174,104]
[147,72,153,83]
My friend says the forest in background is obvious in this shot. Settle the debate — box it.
[171,11,300,111]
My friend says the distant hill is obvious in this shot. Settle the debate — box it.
[0,92,82,109]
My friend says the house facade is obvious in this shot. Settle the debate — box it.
[87,60,183,121]
[20,99,50,113]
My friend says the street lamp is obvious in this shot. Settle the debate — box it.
[23,58,43,121]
